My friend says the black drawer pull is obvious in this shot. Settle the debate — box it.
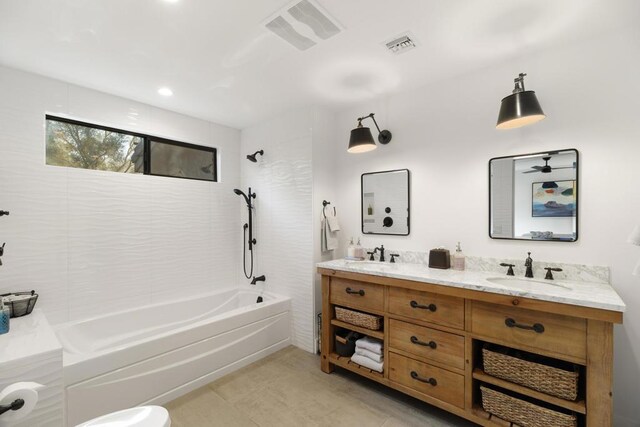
[410,300,437,312]
[345,287,365,296]
[410,336,437,349]
[410,371,437,386]
[505,317,545,333]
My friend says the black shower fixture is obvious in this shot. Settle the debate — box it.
[348,113,392,154]
[496,73,546,129]
[247,150,264,162]
[234,187,257,280]
[250,275,266,285]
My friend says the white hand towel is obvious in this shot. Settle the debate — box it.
[327,215,341,232]
[351,353,384,373]
[355,347,383,363]
[321,218,338,252]
[320,219,328,252]
[355,336,383,354]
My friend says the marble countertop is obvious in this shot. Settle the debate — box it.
[317,259,626,313]
[0,309,62,365]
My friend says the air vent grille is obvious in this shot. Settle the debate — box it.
[264,0,342,51]
[385,35,417,54]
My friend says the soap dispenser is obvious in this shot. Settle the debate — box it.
[0,297,9,335]
[355,238,364,260]
[346,237,355,259]
[452,242,466,271]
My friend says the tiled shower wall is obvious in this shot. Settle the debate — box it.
[0,66,241,324]
[240,108,314,352]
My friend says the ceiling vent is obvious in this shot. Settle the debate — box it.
[264,0,342,51]
[385,34,417,55]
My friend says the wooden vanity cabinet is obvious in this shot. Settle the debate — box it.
[319,268,622,427]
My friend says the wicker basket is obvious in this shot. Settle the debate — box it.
[483,344,579,401]
[481,386,577,427]
[335,306,382,331]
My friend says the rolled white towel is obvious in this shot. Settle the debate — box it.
[355,336,383,354]
[351,353,384,373]
[355,347,383,363]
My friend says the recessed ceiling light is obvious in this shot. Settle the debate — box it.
[158,87,173,97]
[163,0,180,3]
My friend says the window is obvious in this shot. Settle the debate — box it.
[45,116,217,181]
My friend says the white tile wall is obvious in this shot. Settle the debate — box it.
[0,65,241,324]
[240,108,314,352]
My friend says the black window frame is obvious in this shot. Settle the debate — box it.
[45,115,218,182]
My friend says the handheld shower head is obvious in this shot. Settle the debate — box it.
[233,188,250,206]
[246,150,264,162]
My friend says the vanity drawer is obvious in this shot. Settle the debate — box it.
[470,301,587,361]
[388,352,465,409]
[330,277,384,313]
[388,287,464,329]
[389,319,465,370]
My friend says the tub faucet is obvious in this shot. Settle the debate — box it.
[251,275,266,285]
[373,245,385,262]
[524,252,534,278]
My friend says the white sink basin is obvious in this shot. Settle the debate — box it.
[486,276,571,290]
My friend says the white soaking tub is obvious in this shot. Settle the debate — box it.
[55,288,291,426]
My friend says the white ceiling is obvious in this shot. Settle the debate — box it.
[0,0,637,129]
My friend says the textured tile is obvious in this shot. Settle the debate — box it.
[0,66,242,325]
[241,111,315,352]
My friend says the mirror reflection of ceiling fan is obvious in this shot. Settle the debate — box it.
[523,156,576,174]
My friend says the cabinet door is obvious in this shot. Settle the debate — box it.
[389,319,465,370]
[330,277,384,313]
[388,352,465,408]
[471,301,587,361]
[389,287,464,329]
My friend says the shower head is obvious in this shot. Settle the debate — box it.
[233,187,256,207]
[233,188,250,205]
[246,150,264,163]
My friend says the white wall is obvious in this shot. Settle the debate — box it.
[240,107,315,352]
[0,66,241,324]
[320,28,640,425]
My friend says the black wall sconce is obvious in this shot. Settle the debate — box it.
[496,73,545,130]
[348,113,392,153]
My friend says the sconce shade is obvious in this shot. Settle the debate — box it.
[496,90,546,129]
[348,126,377,153]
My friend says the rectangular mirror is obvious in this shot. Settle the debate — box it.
[490,149,578,241]
[361,169,410,235]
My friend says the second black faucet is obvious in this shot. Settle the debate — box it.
[373,245,385,262]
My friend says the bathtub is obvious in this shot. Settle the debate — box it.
[55,287,291,426]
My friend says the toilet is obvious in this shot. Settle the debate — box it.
[76,406,171,427]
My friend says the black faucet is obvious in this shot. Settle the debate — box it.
[373,245,385,262]
[390,253,400,263]
[544,267,563,280]
[500,263,515,276]
[524,252,534,278]
[0,243,4,266]
[250,275,266,285]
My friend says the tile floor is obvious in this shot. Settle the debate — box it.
[166,346,475,427]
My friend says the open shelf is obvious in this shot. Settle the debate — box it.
[330,318,384,340]
[473,369,586,414]
[329,353,384,382]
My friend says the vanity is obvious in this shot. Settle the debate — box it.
[317,260,625,427]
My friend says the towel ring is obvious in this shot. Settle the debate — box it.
[322,200,335,219]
